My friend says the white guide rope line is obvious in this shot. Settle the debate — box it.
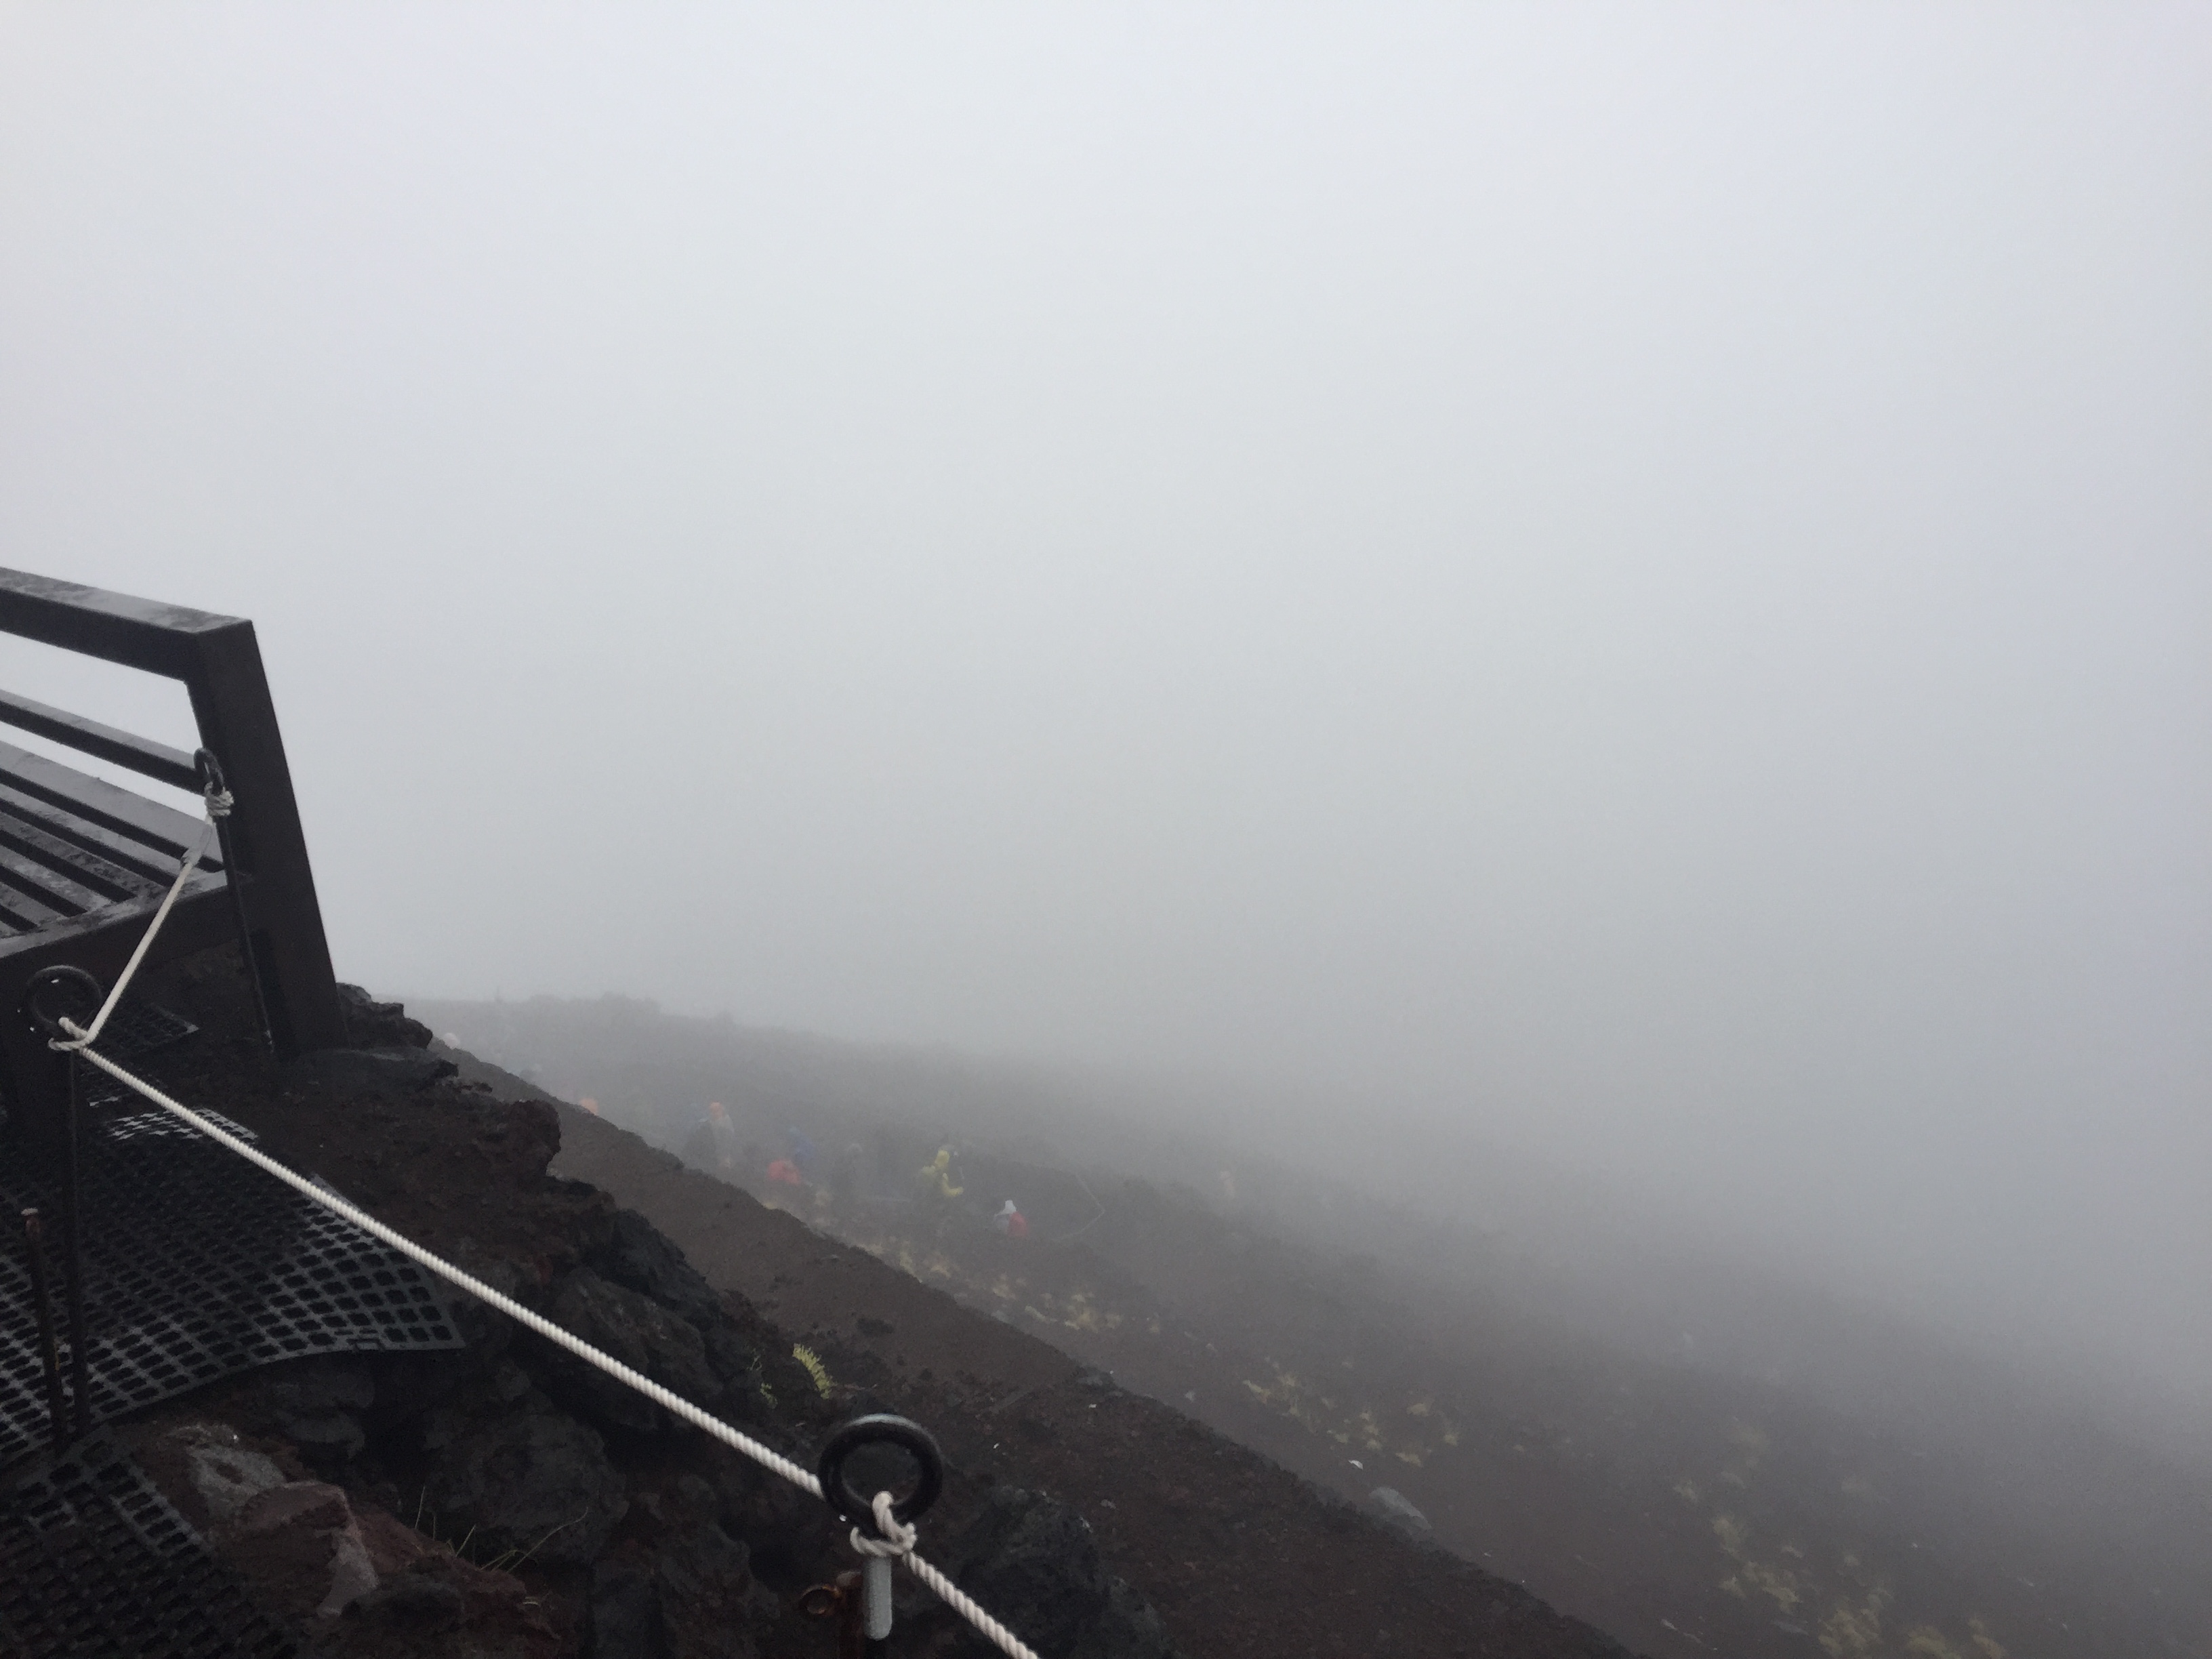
[48,792,1044,1659]
[50,792,226,1055]
[60,1044,1042,1659]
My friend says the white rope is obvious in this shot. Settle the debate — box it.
[851,1490,1042,1658]
[61,1028,827,1490]
[58,1028,1043,1659]
[51,790,227,1052]
[40,771,1042,1656]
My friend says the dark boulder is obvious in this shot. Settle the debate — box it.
[588,1559,663,1658]
[265,1357,375,1469]
[348,1570,466,1631]
[286,1046,457,1094]
[934,1486,1178,1659]
[337,981,435,1050]
[590,1208,722,1328]
[590,1473,767,1658]
[419,1386,628,1569]
[533,1267,722,1436]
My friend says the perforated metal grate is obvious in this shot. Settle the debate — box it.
[0,1431,296,1658]
[78,1000,199,1109]
[1,1106,462,1467]
[0,996,201,1122]
[88,998,199,1057]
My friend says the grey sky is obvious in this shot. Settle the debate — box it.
[3,6,2207,1412]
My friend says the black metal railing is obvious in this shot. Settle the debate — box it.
[0,569,344,1061]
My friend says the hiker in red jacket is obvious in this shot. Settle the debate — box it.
[994,1199,1029,1240]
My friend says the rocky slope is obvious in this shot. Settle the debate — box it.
[7,945,1642,1658]
[420,992,2212,1659]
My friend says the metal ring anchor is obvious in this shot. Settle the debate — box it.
[24,965,106,1041]
[816,1413,945,1534]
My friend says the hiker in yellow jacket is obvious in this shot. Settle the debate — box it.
[917,1147,964,1201]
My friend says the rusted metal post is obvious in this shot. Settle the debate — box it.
[799,1570,869,1658]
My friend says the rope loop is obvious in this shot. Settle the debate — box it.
[849,1490,919,1560]
[192,749,234,819]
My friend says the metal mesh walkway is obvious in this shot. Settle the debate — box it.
[0,1431,296,1658]
[0,1102,462,1467]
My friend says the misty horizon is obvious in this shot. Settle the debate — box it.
[3,3,2206,1440]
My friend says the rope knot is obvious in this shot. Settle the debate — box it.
[203,787,234,820]
[849,1489,918,1560]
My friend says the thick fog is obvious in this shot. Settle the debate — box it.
[3,8,2207,1427]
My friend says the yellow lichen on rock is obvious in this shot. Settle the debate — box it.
[1904,1629,1967,1658]
[1817,1588,1890,1659]
[1902,1620,2007,1659]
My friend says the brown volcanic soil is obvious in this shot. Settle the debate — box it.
[21,951,1640,1659]
[430,1012,2212,1659]
[535,1091,1639,1658]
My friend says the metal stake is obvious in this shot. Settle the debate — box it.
[20,1207,68,1441]
[863,1556,894,1641]
[60,1052,91,1439]
[196,750,274,1055]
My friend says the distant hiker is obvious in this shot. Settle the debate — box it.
[787,1127,819,1177]
[994,1199,1029,1240]
[917,1147,964,1201]
[682,1101,738,1174]
[766,1158,804,1188]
